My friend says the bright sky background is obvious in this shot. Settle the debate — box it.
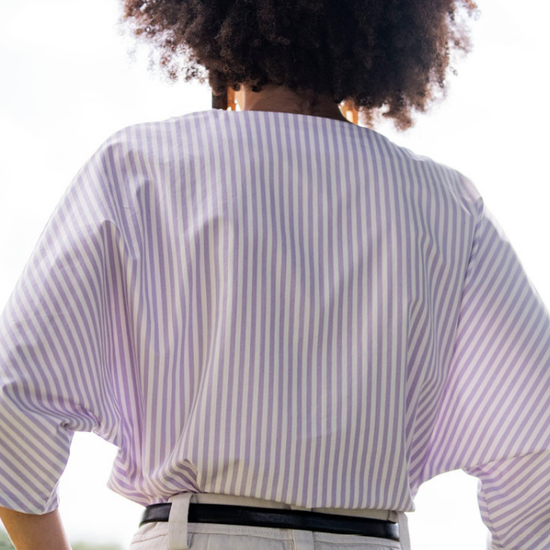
[0,1,549,549]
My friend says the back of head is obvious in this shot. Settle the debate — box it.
[118,0,479,131]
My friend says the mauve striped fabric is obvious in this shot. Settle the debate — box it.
[1,109,550,548]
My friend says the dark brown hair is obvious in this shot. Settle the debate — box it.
[118,0,479,130]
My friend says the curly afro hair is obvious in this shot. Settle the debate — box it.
[118,0,479,131]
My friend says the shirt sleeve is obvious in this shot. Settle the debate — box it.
[463,450,550,550]
[0,137,124,514]
[422,197,550,549]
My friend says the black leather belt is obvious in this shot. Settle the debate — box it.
[140,503,400,541]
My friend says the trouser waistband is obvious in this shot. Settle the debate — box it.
[163,492,411,550]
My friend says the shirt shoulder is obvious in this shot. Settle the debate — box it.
[93,110,485,223]
[367,128,483,217]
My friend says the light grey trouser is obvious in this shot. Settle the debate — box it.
[129,492,412,550]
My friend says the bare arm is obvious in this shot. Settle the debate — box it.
[0,506,71,550]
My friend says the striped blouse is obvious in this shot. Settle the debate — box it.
[1,109,549,549]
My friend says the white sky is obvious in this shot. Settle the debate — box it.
[0,0,549,548]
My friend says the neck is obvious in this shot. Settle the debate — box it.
[237,83,352,124]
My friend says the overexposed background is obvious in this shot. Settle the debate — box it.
[0,0,549,548]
